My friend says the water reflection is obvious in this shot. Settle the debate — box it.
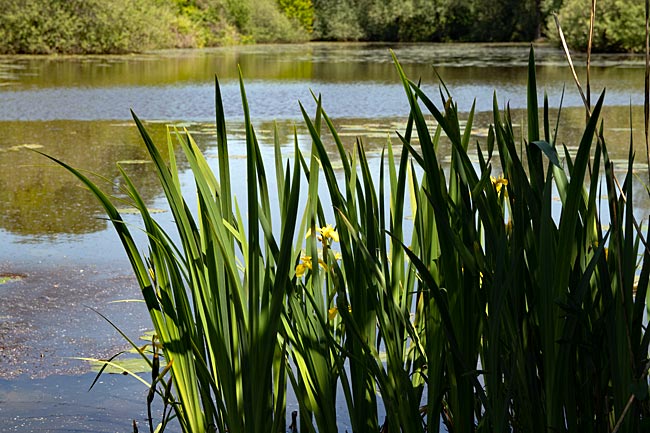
[1,103,648,240]
[0,43,645,123]
[0,43,644,89]
[0,120,172,236]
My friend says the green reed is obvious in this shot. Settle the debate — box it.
[388,48,650,431]
[42,70,305,433]
[41,47,650,432]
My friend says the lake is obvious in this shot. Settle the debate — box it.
[0,42,647,431]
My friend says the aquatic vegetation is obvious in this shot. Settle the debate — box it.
[0,273,23,284]
[41,47,650,432]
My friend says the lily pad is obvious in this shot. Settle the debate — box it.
[115,207,166,214]
[88,356,156,374]
[8,143,43,151]
[0,274,23,284]
[116,159,151,165]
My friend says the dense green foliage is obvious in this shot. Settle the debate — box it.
[0,0,312,53]
[552,0,647,52]
[0,0,176,54]
[278,0,314,33]
[0,0,644,53]
[314,0,548,42]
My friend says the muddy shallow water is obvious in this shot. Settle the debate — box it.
[0,263,143,379]
[0,373,161,432]
[0,42,648,431]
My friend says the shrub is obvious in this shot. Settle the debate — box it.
[0,0,177,54]
[312,0,364,40]
[0,0,78,54]
[552,0,646,52]
[248,0,310,43]
[470,0,541,41]
[0,0,311,53]
[277,0,314,33]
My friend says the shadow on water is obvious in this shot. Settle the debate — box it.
[0,372,179,432]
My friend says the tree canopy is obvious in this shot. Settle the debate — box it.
[0,0,644,54]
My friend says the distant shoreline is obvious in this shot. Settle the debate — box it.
[0,40,644,59]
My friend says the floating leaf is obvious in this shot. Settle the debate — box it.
[117,159,152,165]
[87,356,158,375]
[115,207,166,214]
[0,273,23,284]
[9,143,43,151]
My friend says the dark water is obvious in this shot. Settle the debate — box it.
[0,42,647,431]
[0,373,168,433]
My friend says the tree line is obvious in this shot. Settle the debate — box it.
[0,0,644,54]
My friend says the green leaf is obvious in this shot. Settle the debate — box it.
[532,140,561,168]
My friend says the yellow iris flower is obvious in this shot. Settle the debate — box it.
[306,224,339,243]
[295,256,312,277]
[490,175,508,194]
[318,224,339,242]
[295,255,329,277]
[327,305,352,321]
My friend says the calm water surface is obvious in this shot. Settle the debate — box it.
[0,42,648,431]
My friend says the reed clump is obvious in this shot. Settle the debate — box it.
[43,47,650,432]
